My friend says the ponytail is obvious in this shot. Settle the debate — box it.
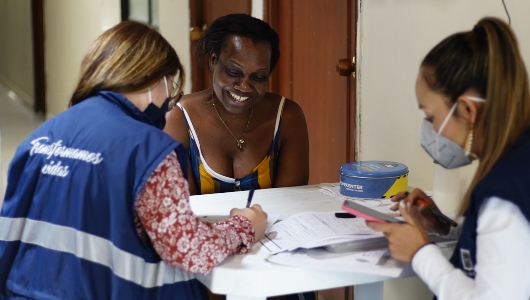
[460,17,530,215]
[420,17,530,215]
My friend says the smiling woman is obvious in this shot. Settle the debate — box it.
[164,15,311,300]
[164,14,309,196]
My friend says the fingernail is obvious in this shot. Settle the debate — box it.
[404,192,410,196]
[400,200,406,208]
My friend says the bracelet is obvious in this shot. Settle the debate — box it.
[413,241,436,259]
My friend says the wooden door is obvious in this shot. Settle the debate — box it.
[266,0,357,185]
[189,0,252,92]
[31,0,46,114]
[266,3,357,298]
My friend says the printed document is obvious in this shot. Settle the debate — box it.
[260,212,383,254]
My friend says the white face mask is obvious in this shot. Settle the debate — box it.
[420,96,485,169]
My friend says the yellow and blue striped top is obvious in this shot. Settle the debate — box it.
[177,98,285,194]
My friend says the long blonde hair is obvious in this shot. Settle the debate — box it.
[70,21,184,106]
[421,17,530,215]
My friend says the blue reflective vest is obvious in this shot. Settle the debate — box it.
[0,91,207,299]
[449,129,530,278]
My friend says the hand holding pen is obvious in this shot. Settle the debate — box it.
[229,189,268,240]
[414,199,457,227]
[390,189,453,236]
[246,189,255,208]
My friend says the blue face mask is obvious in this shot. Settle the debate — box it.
[420,96,485,169]
[144,76,170,130]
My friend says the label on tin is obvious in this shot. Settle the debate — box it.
[340,181,363,192]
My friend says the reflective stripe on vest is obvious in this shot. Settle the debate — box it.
[0,217,195,288]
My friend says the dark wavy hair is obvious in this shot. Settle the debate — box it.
[196,14,280,72]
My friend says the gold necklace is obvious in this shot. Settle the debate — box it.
[211,91,253,150]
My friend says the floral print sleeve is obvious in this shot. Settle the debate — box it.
[134,151,255,275]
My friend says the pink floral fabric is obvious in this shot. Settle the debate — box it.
[134,151,255,274]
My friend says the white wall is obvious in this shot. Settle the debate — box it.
[19,0,261,117]
[0,0,34,107]
[357,1,530,299]
[44,0,121,118]
[44,0,199,114]
[158,0,192,94]
[357,0,529,194]
[251,0,263,19]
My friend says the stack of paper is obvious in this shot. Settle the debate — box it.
[260,212,386,254]
[266,248,407,277]
[265,235,457,277]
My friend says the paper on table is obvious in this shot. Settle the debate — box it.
[259,212,382,254]
[324,232,457,253]
[198,214,281,233]
[267,247,407,277]
[267,236,457,277]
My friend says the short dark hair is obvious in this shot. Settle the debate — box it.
[196,14,280,72]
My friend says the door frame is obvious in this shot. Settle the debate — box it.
[189,0,205,92]
[31,0,45,114]
[264,0,358,163]
[188,0,252,92]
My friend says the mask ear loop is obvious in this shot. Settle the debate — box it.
[164,76,169,98]
[438,96,485,136]
[466,96,486,102]
[437,102,458,135]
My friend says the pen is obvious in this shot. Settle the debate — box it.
[415,199,458,227]
[246,189,255,208]
[334,212,356,218]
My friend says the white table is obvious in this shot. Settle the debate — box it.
[189,185,451,300]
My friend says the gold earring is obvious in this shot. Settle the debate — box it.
[464,123,474,156]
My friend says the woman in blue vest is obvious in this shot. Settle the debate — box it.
[368,17,530,299]
[0,21,267,300]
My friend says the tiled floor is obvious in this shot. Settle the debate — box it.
[0,83,44,207]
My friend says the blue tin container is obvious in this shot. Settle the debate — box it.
[339,161,408,198]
